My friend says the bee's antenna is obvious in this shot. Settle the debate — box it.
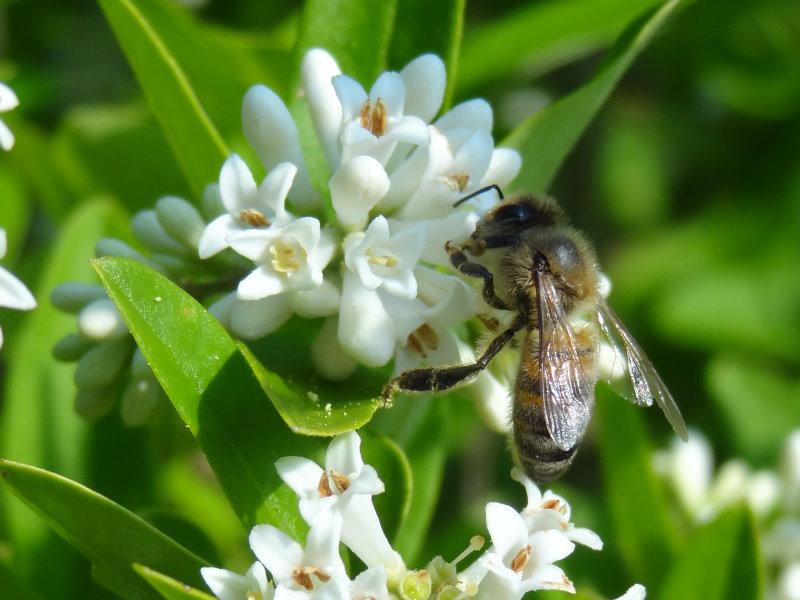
[453,184,505,208]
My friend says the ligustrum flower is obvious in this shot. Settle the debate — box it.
[203,432,643,600]
[0,227,36,349]
[201,561,273,600]
[276,431,401,570]
[0,82,19,151]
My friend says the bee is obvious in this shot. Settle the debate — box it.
[381,186,688,482]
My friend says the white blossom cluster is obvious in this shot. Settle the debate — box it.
[201,430,645,600]
[0,227,36,349]
[50,50,520,425]
[655,429,800,600]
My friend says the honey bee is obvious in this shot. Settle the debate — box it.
[381,186,688,482]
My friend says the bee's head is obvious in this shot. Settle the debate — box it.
[469,194,567,252]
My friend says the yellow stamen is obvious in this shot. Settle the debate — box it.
[270,240,304,273]
[367,253,398,268]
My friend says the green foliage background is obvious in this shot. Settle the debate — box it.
[0,0,798,598]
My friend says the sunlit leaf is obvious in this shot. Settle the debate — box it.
[389,0,466,108]
[595,384,679,588]
[0,460,207,600]
[94,256,313,536]
[458,0,662,91]
[503,0,686,193]
[97,0,229,195]
[658,507,762,600]
[134,564,216,600]
[295,0,397,85]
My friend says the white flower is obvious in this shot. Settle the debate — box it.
[332,70,430,166]
[0,82,19,151]
[779,563,800,600]
[614,584,646,600]
[199,156,297,259]
[249,510,348,600]
[330,156,390,231]
[0,227,36,349]
[276,431,400,570]
[201,561,273,600]
[229,218,336,301]
[349,566,389,600]
[475,502,576,600]
[511,467,603,550]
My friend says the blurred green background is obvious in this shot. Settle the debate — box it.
[0,0,798,598]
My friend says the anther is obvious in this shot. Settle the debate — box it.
[329,470,350,493]
[416,324,440,350]
[367,253,399,268]
[239,209,270,227]
[450,535,485,567]
[510,545,531,573]
[270,241,303,273]
[318,472,333,497]
[407,333,426,357]
[442,174,470,192]
[360,98,388,136]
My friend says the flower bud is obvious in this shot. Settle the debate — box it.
[131,209,187,256]
[155,196,205,250]
[74,337,131,390]
[78,298,128,341]
[50,282,106,313]
[74,386,117,420]
[53,333,94,362]
[399,570,432,600]
[95,238,150,263]
[120,376,161,427]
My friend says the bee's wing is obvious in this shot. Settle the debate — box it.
[595,300,688,441]
[536,271,594,451]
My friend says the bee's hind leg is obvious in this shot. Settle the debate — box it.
[446,241,510,311]
[381,314,525,405]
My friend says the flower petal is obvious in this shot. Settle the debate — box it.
[276,456,325,499]
[305,509,344,569]
[351,566,389,600]
[340,494,400,569]
[302,49,343,168]
[529,530,575,565]
[435,99,493,132]
[485,502,529,564]
[198,214,239,259]
[614,584,646,600]
[369,71,405,117]
[510,467,543,511]
[0,228,6,259]
[0,266,36,311]
[400,54,445,122]
[325,430,364,476]
[220,154,257,214]
[519,564,574,594]
[348,464,385,496]
[229,294,292,339]
[260,162,298,222]
[201,567,253,600]
[568,527,603,551]
[249,525,303,583]
[338,272,396,367]
[0,118,15,151]
[237,265,288,300]
[481,148,522,189]
[0,83,19,112]
[330,156,390,230]
[289,280,341,318]
[332,74,368,122]
[242,85,317,206]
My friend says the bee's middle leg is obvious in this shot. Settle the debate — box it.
[446,241,510,311]
[381,315,525,405]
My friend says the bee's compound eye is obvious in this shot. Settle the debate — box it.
[492,203,530,222]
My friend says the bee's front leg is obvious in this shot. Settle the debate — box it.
[446,241,510,311]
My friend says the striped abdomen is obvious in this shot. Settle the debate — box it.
[512,329,594,482]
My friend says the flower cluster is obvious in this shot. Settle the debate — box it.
[655,429,800,600]
[50,49,518,425]
[201,431,645,600]
[0,227,36,348]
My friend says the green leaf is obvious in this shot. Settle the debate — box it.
[93,256,312,536]
[0,460,207,600]
[0,198,130,597]
[388,0,465,108]
[296,0,398,85]
[658,507,762,600]
[595,384,679,588]
[707,354,800,466]
[361,432,412,543]
[135,564,216,600]
[457,0,662,92]
[503,0,685,193]
[241,327,383,437]
[97,0,229,195]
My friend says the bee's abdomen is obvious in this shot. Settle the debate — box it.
[513,379,578,483]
